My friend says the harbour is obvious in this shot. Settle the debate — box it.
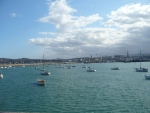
[0,62,150,112]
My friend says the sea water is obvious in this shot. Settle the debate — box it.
[0,62,150,112]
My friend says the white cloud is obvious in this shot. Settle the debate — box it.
[10,13,17,17]
[9,12,21,18]
[106,4,150,28]
[38,0,102,32]
[29,1,150,59]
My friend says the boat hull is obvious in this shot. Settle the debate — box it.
[145,75,150,80]
[0,74,3,78]
[87,69,96,72]
[41,71,51,75]
[111,67,120,70]
[135,68,148,72]
[37,79,45,85]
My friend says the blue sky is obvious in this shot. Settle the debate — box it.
[0,0,150,59]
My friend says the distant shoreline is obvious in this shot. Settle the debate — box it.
[0,63,39,67]
[0,62,76,67]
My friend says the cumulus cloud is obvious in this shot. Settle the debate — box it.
[105,3,150,53]
[38,0,102,32]
[29,0,150,58]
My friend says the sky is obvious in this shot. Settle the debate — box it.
[0,0,150,59]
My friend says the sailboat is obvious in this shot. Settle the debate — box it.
[41,54,51,75]
[0,65,3,78]
[0,73,3,78]
[111,60,120,70]
[135,50,148,72]
[86,67,96,72]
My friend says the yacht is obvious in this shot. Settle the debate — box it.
[41,71,51,75]
[111,67,120,70]
[111,59,120,70]
[87,67,96,72]
[135,67,148,72]
[135,50,148,72]
[82,66,87,68]
[40,54,51,75]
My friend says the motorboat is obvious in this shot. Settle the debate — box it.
[40,69,45,71]
[145,75,150,80]
[87,67,96,72]
[82,66,87,68]
[111,67,120,70]
[41,71,51,75]
[0,73,3,78]
[55,65,63,68]
[37,79,45,85]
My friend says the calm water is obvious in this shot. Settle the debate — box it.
[0,62,150,112]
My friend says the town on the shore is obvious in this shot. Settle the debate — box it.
[1,51,150,66]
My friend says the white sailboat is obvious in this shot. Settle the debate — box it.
[41,54,51,75]
[135,50,148,72]
[0,73,3,78]
[0,64,3,78]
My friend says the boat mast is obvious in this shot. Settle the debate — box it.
[43,54,44,70]
[140,50,141,68]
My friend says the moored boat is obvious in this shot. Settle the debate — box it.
[145,75,150,80]
[111,67,120,70]
[111,59,120,70]
[82,66,87,68]
[41,71,51,75]
[0,73,3,78]
[87,67,96,72]
[135,50,148,72]
[135,67,148,72]
[37,79,45,85]
[40,54,51,75]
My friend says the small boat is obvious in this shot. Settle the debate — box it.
[82,66,87,68]
[37,79,45,85]
[40,54,51,75]
[68,66,72,69]
[135,50,148,72]
[145,75,150,80]
[111,59,120,70]
[40,69,45,71]
[111,67,120,70]
[0,73,3,78]
[41,71,51,75]
[55,65,63,68]
[87,67,96,72]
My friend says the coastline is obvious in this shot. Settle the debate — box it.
[0,63,43,67]
[0,62,76,67]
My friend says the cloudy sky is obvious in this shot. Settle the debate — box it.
[0,0,150,59]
